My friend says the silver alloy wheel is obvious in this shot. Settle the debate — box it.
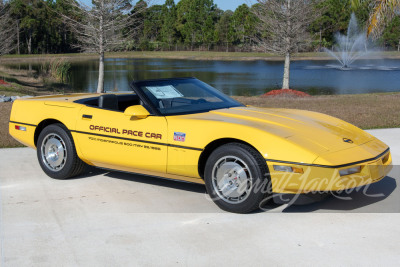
[41,133,67,171]
[211,156,253,204]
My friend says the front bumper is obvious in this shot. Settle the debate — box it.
[268,150,392,194]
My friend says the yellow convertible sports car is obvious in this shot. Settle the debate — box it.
[9,78,392,213]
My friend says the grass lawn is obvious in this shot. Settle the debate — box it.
[1,103,23,148]
[234,93,400,130]
[2,51,400,62]
[1,93,399,148]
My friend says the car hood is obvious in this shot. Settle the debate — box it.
[209,107,375,154]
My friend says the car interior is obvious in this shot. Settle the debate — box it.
[142,90,200,109]
[75,94,143,112]
[75,93,207,114]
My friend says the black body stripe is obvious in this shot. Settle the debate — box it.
[70,130,203,151]
[169,144,202,150]
[10,120,389,168]
[265,148,390,169]
[9,121,37,127]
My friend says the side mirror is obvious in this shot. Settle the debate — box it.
[124,105,150,119]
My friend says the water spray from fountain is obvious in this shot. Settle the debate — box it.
[304,13,399,71]
[324,13,369,69]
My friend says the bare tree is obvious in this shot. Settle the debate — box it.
[62,0,147,93]
[0,0,16,57]
[252,0,321,89]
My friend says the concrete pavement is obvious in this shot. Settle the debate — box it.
[0,129,399,266]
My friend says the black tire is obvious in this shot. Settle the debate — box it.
[37,123,86,179]
[204,143,271,213]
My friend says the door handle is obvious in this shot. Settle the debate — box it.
[82,114,93,119]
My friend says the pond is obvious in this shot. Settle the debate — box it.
[8,57,400,96]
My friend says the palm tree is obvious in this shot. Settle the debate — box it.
[352,0,400,38]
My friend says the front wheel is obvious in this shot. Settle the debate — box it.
[37,124,86,179]
[204,143,271,213]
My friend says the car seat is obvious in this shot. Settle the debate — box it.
[98,94,119,111]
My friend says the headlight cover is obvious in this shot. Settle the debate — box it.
[339,166,361,176]
[273,165,304,174]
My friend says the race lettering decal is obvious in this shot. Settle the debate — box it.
[174,132,186,142]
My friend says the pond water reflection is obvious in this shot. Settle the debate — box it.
[8,57,400,96]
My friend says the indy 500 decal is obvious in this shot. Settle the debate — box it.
[174,132,186,142]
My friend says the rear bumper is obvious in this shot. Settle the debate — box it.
[9,121,37,148]
[268,150,392,194]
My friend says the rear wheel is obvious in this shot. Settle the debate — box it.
[204,143,271,213]
[37,124,86,179]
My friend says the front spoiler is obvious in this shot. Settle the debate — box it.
[268,151,393,194]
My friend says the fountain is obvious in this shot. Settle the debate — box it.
[324,13,369,70]
[302,13,400,71]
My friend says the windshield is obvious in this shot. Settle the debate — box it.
[133,78,244,116]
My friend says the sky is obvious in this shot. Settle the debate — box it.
[203,0,247,11]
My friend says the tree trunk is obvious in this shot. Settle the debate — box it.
[282,52,290,89]
[97,52,105,93]
[64,30,67,53]
[17,20,20,55]
[282,0,291,90]
[113,58,117,91]
[191,33,194,51]
[97,1,105,93]
[398,39,400,52]
[27,32,32,54]
[319,29,322,52]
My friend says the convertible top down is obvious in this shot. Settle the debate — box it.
[9,78,392,213]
